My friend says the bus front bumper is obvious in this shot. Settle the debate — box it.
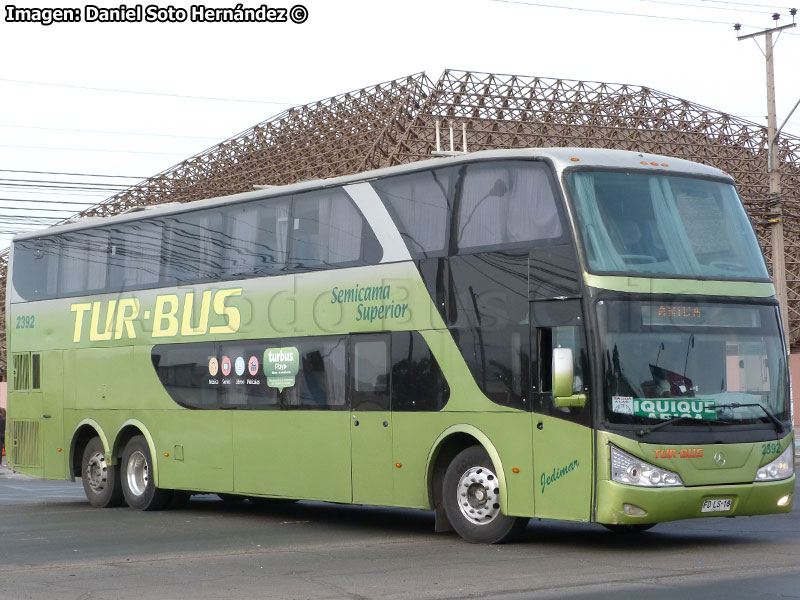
[595,475,795,525]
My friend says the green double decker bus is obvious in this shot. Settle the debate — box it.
[5,148,794,543]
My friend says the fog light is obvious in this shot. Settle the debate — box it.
[777,494,792,507]
[623,503,647,516]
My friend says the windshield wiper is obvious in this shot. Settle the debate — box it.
[636,416,706,437]
[715,403,784,433]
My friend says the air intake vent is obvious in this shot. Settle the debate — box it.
[10,420,41,468]
[12,353,31,391]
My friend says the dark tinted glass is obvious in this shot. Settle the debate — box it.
[161,210,226,285]
[372,168,454,258]
[391,331,449,411]
[281,336,347,409]
[288,188,380,270]
[451,325,529,410]
[152,335,346,410]
[456,161,564,253]
[12,187,380,301]
[351,335,390,411]
[220,199,288,277]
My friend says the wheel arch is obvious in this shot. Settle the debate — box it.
[113,420,160,487]
[425,425,508,531]
[69,419,110,481]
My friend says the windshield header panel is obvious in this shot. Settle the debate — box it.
[565,170,769,281]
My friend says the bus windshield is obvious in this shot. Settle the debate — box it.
[566,171,769,280]
[598,301,789,427]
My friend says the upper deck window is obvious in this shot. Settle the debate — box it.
[567,171,769,280]
[456,161,564,253]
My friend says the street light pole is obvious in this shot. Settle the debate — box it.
[736,15,796,338]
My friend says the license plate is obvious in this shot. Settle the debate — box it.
[701,498,732,513]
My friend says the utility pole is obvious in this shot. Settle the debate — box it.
[736,11,797,339]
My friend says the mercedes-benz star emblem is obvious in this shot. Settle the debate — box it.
[714,451,726,466]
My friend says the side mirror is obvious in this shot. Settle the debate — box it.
[552,347,587,408]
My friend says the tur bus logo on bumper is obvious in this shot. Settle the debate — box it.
[70,288,242,343]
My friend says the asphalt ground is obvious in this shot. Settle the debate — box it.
[1,464,799,600]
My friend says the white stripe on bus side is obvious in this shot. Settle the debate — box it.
[343,182,412,263]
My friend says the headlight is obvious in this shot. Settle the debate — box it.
[755,445,794,482]
[610,444,683,487]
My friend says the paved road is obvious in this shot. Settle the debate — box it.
[1,466,799,600]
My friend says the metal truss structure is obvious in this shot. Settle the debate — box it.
[2,69,799,379]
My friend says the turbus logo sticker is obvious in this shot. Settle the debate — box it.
[264,347,299,392]
[540,459,579,494]
[234,356,245,377]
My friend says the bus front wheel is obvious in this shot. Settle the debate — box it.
[121,435,171,511]
[443,446,528,543]
[81,437,124,508]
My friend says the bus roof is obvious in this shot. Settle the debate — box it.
[13,147,731,242]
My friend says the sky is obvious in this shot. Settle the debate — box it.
[1,0,799,250]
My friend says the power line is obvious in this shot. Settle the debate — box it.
[0,169,145,178]
[0,206,87,213]
[0,177,127,187]
[0,143,191,156]
[0,123,225,140]
[0,77,300,105]
[489,0,799,31]
[640,0,783,14]
[0,197,101,205]
[700,0,789,9]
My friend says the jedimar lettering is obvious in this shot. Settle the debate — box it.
[70,288,242,343]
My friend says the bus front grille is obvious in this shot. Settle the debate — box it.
[10,420,41,468]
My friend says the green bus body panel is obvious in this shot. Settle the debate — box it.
[532,415,594,521]
[596,431,795,524]
[584,274,775,297]
[231,411,351,502]
[351,411,394,506]
[596,478,795,524]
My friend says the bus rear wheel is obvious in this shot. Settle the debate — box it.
[81,437,124,508]
[121,435,171,511]
[443,446,528,543]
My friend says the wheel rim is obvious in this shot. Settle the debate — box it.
[86,451,108,494]
[457,465,501,525]
[126,450,149,497]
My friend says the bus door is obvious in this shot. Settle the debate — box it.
[349,334,394,505]
[530,300,594,521]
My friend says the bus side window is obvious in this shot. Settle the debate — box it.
[281,336,347,410]
[391,331,450,411]
[531,300,590,423]
[350,335,390,411]
[536,325,587,416]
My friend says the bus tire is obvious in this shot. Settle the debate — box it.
[121,435,171,511]
[443,446,528,543]
[81,437,124,508]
